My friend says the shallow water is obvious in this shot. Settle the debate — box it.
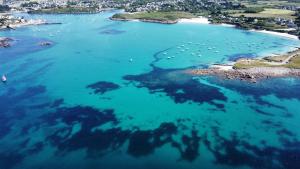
[1,11,300,169]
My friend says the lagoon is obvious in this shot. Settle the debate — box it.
[1,11,300,169]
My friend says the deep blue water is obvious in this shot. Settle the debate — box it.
[1,11,300,169]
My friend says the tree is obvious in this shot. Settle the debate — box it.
[295,9,300,38]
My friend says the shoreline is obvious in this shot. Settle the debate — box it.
[178,17,210,24]
[189,67,300,83]
[110,12,299,40]
[250,29,299,40]
[189,48,300,82]
[110,17,178,24]
[0,19,61,30]
[111,15,211,25]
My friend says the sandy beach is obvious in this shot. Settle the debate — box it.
[251,29,299,40]
[178,17,210,24]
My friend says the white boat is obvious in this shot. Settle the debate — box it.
[2,75,7,82]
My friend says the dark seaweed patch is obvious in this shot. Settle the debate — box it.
[87,81,120,94]
[127,123,177,157]
[172,130,200,161]
[123,68,227,108]
[227,53,257,61]
[209,77,300,107]
[0,152,24,169]
[0,85,47,139]
[98,22,121,30]
[51,99,64,108]
[100,29,125,35]
[252,107,274,116]
[204,127,300,169]
[26,142,44,155]
[42,105,201,161]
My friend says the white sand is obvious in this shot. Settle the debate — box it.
[8,19,46,29]
[251,30,299,40]
[220,23,235,27]
[210,64,233,71]
[178,17,210,24]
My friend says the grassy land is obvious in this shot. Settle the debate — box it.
[240,0,300,8]
[286,55,300,69]
[233,59,271,69]
[111,11,195,22]
[28,7,100,14]
[233,55,300,69]
[230,8,296,20]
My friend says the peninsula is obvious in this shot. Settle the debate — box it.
[110,11,195,24]
[189,48,300,82]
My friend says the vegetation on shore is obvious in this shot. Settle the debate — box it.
[111,11,195,22]
[0,5,10,13]
[230,8,296,20]
[233,52,300,69]
[28,6,100,14]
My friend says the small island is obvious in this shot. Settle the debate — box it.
[110,11,196,24]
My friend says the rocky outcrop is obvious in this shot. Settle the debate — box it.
[0,37,13,48]
[189,67,300,83]
[39,41,52,46]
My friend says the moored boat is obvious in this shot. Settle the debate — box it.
[2,75,7,83]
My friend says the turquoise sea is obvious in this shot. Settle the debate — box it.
[1,11,300,169]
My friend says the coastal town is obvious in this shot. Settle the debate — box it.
[1,0,300,35]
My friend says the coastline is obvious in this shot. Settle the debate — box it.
[189,67,300,82]
[0,19,61,31]
[110,17,178,24]
[110,12,299,41]
[250,29,299,40]
[110,14,210,25]
[3,10,300,82]
[178,17,210,24]
[189,48,300,82]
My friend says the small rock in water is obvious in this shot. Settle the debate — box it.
[39,41,52,46]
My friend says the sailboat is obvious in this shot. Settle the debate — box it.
[2,75,7,83]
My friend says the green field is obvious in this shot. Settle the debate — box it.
[230,8,296,20]
[233,55,300,69]
[111,11,195,22]
[240,0,300,8]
